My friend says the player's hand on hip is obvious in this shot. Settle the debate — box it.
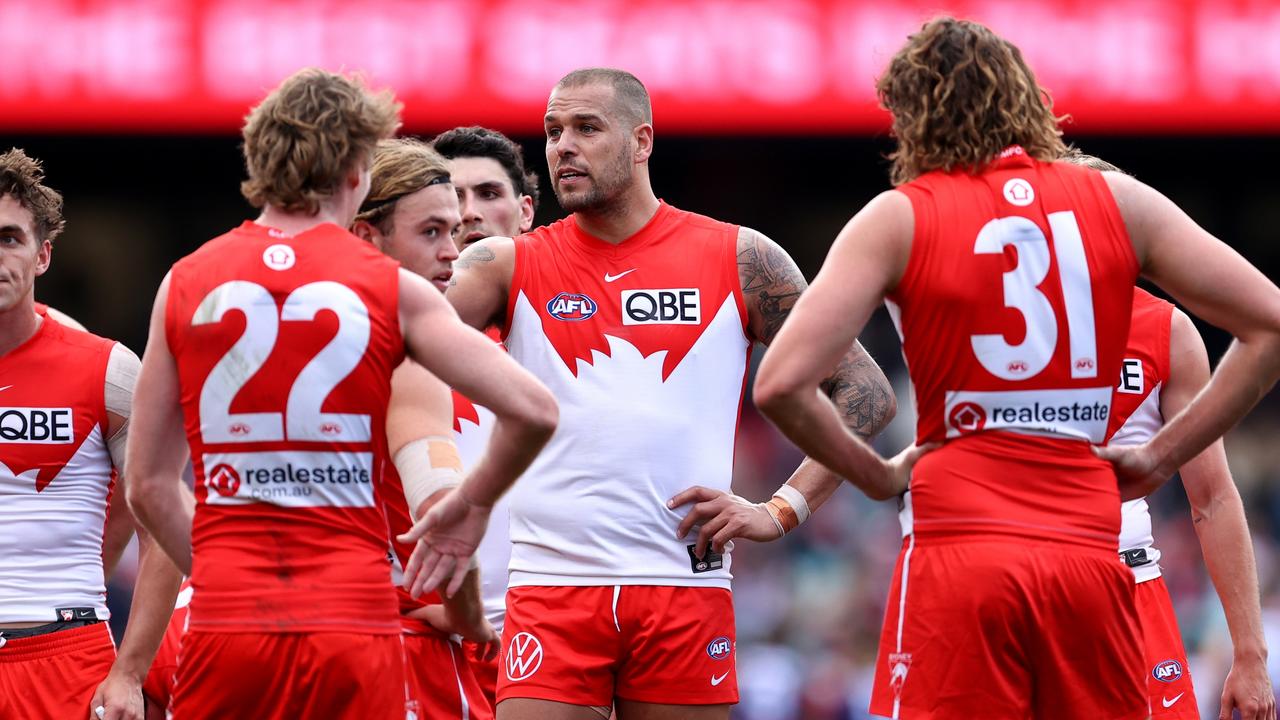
[1218,654,1275,720]
[876,443,938,498]
[397,487,491,599]
[89,668,144,720]
[1092,442,1167,501]
[668,486,778,557]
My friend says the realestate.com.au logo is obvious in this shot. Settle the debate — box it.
[201,451,375,508]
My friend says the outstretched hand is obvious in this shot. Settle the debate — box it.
[668,486,780,558]
[397,488,492,599]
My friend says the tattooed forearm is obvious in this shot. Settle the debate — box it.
[820,349,896,439]
[737,227,804,344]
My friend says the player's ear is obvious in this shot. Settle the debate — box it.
[351,220,385,250]
[633,123,654,164]
[33,238,52,277]
[518,195,535,233]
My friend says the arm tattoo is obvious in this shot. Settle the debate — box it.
[737,228,804,344]
[737,227,896,439]
[454,244,495,270]
[449,244,496,286]
[820,349,896,439]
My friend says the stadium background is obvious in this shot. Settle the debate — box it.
[9,1,1280,717]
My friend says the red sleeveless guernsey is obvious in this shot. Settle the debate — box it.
[889,147,1138,550]
[165,221,404,633]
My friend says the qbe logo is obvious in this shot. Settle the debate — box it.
[1152,658,1183,683]
[622,288,700,325]
[706,636,732,660]
[0,407,74,444]
[546,292,598,321]
[506,632,544,681]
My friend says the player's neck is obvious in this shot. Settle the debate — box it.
[0,298,41,357]
[255,204,352,238]
[574,187,660,245]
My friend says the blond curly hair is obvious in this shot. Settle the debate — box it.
[241,68,401,214]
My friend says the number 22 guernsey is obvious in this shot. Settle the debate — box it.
[887,147,1137,548]
[165,221,404,632]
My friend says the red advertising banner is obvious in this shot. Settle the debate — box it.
[1,0,1279,135]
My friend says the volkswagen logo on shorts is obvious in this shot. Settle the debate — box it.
[706,636,732,660]
[1152,658,1183,683]
[506,631,544,681]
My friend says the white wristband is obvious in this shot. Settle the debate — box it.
[394,436,462,519]
[773,485,811,525]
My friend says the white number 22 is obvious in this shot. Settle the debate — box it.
[192,280,372,443]
[970,211,1098,381]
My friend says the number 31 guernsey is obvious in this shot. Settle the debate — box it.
[886,147,1138,549]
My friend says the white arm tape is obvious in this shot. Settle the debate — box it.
[773,484,811,525]
[394,436,463,519]
[105,343,140,476]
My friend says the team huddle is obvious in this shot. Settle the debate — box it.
[2,16,1280,720]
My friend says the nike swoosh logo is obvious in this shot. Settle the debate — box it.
[710,671,730,686]
[1162,693,1184,708]
[0,385,11,392]
[604,269,637,283]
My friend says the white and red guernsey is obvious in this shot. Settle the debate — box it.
[1106,288,1175,583]
[0,311,117,623]
[166,221,405,633]
[502,201,751,588]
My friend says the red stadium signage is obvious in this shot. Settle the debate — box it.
[1,0,1279,135]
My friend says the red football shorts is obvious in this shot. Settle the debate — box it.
[142,597,190,712]
[498,586,737,707]
[170,631,406,720]
[1136,576,1197,718]
[403,630,493,720]
[0,622,115,719]
[464,640,500,709]
[868,539,1147,720]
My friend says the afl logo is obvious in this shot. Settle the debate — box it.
[1152,659,1183,683]
[706,636,732,660]
[505,632,544,681]
[948,402,987,434]
[262,243,296,271]
[1003,178,1035,206]
[546,292,598,321]
[207,463,241,497]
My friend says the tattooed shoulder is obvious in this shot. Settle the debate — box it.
[736,226,806,344]
[454,243,497,270]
